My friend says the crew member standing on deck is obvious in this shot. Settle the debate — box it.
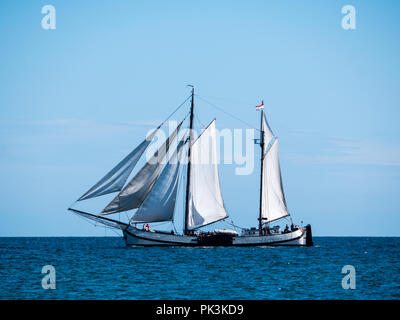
[284,224,290,233]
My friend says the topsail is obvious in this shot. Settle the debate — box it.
[187,120,228,229]
[101,121,183,215]
[77,128,159,201]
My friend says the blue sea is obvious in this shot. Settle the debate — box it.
[0,237,399,300]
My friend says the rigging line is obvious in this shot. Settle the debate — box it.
[150,221,170,226]
[182,111,191,124]
[193,109,206,129]
[74,213,120,232]
[224,219,247,231]
[195,116,206,132]
[109,227,121,236]
[124,211,132,225]
[68,200,78,209]
[194,94,251,106]
[284,216,292,224]
[196,94,261,132]
[160,95,192,127]
[221,220,239,233]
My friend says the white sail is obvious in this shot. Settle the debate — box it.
[101,122,182,215]
[132,140,186,223]
[188,120,228,229]
[77,129,159,201]
[261,138,289,222]
[263,112,274,148]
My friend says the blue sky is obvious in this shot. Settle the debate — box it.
[0,0,399,236]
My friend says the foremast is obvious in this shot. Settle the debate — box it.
[184,85,195,235]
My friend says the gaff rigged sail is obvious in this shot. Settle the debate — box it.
[261,138,289,222]
[187,120,228,229]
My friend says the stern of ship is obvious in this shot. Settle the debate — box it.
[305,224,313,247]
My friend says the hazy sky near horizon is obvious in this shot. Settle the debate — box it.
[0,0,399,236]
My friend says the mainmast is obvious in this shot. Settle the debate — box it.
[258,109,265,235]
[184,85,195,235]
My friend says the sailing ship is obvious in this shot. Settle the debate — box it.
[68,87,313,246]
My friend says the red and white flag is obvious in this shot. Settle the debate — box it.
[256,100,264,110]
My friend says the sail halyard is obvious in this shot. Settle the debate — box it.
[77,127,160,202]
[101,121,184,215]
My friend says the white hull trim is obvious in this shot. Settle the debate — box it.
[122,226,311,247]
